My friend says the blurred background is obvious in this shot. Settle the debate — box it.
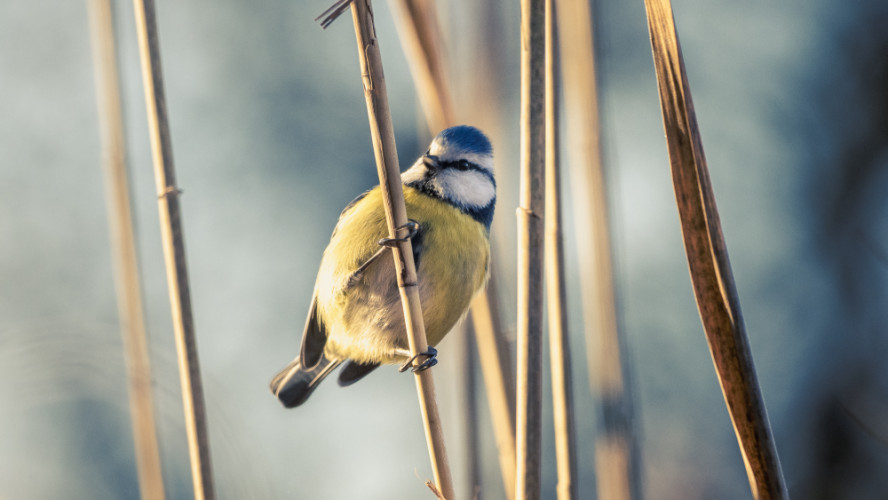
[2,0,888,498]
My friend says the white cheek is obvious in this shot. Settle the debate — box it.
[437,170,495,209]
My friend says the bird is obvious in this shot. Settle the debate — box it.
[270,125,496,408]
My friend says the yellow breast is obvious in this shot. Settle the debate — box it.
[315,186,490,363]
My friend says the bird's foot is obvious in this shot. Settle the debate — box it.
[398,346,438,373]
[378,220,421,248]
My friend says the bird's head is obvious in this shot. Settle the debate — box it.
[402,125,496,228]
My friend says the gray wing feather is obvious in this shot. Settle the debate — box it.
[299,289,326,366]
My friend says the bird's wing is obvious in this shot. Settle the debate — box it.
[329,189,372,240]
[336,187,426,289]
[299,289,327,367]
[342,221,425,289]
[345,246,388,288]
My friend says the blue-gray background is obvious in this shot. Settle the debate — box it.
[2,0,887,498]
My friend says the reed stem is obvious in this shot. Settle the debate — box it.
[349,1,454,497]
[554,0,640,497]
[516,0,547,497]
[132,0,215,498]
[470,278,517,500]
[87,1,166,498]
[544,2,578,498]
[463,325,479,498]
[386,0,454,132]
[386,2,517,497]
[643,1,787,498]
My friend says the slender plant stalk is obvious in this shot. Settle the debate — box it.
[643,1,788,498]
[554,0,640,498]
[387,2,517,497]
[386,0,454,132]
[516,0,546,498]
[453,5,516,494]
[470,277,517,500]
[348,1,454,497]
[87,1,166,498]
[463,324,479,498]
[132,1,215,498]
[544,2,577,498]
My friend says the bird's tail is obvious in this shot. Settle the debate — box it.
[270,352,341,408]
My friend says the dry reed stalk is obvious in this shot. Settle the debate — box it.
[554,0,640,498]
[87,1,166,498]
[386,2,517,497]
[643,1,788,498]
[470,277,517,500]
[463,325,479,498]
[131,0,215,498]
[454,6,516,497]
[543,1,577,498]
[516,0,546,498]
[386,0,454,132]
[348,0,454,497]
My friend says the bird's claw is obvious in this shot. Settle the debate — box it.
[378,220,421,248]
[398,346,438,373]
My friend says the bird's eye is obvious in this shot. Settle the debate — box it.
[457,160,471,171]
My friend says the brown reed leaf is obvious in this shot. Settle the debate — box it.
[644,0,788,498]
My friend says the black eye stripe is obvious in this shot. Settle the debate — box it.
[442,160,476,171]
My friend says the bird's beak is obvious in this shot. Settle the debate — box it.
[422,154,440,174]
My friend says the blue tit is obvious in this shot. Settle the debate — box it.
[270,125,496,408]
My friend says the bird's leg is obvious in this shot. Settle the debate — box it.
[397,346,438,373]
[347,220,422,287]
[347,246,387,287]
[380,219,432,372]
[378,219,421,247]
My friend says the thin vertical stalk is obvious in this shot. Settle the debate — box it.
[555,0,640,498]
[132,1,215,498]
[470,277,517,500]
[544,1,577,499]
[349,1,454,497]
[87,1,166,498]
[643,1,787,498]
[386,2,517,498]
[455,5,516,494]
[516,0,546,498]
[386,0,454,132]
[463,324,480,499]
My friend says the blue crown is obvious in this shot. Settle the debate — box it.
[436,125,493,156]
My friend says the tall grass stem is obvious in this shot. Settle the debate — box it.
[463,325,479,498]
[387,0,454,133]
[470,279,517,500]
[544,2,578,498]
[386,2,517,497]
[349,1,454,497]
[516,0,547,497]
[131,0,216,497]
[555,0,640,497]
[87,1,166,498]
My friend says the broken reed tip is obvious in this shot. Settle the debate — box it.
[316,0,354,29]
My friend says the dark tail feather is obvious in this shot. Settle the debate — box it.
[270,352,341,408]
[337,360,380,387]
